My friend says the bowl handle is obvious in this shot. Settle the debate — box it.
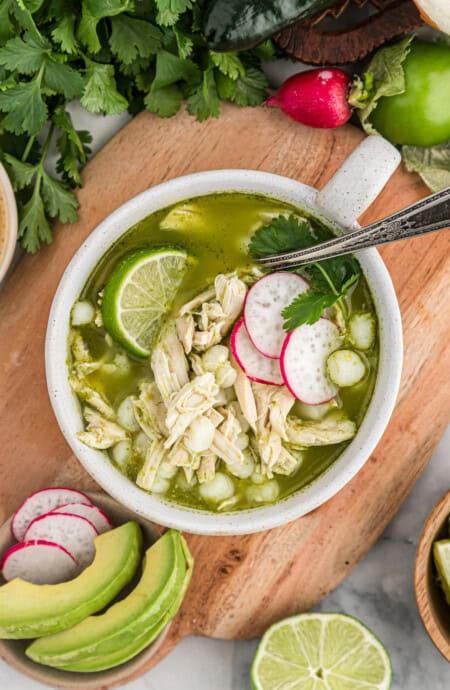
[315,135,401,230]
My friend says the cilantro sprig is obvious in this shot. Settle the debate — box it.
[249,215,360,330]
[0,1,271,253]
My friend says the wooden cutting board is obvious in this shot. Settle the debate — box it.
[1,104,449,687]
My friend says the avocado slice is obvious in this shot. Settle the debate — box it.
[51,534,194,673]
[26,530,194,671]
[0,522,142,639]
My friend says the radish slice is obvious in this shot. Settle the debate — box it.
[280,318,341,405]
[12,487,92,541]
[52,504,112,534]
[244,273,309,358]
[24,513,98,569]
[1,540,78,584]
[231,319,283,385]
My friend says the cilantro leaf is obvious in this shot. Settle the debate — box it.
[216,72,235,100]
[152,50,199,90]
[0,80,48,134]
[230,67,268,107]
[18,184,53,253]
[155,0,192,27]
[77,2,102,53]
[4,153,36,189]
[81,62,128,114]
[187,68,219,122]
[53,105,92,160]
[0,0,15,43]
[210,51,245,80]
[249,215,316,257]
[51,15,78,54]
[253,40,276,61]
[85,0,133,16]
[56,129,92,186]
[0,33,48,74]
[174,27,193,59]
[144,84,183,117]
[110,15,162,64]
[282,291,338,330]
[54,105,92,186]
[41,171,79,222]
[307,257,360,294]
[250,214,361,329]
[43,60,85,99]
[22,0,45,11]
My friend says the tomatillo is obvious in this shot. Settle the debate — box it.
[370,40,450,147]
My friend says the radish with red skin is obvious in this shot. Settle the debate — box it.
[281,318,341,405]
[25,513,98,569]
[1,540,78,584]
[12,487,93,541]
[231,319,283,386]
[51,503,112,534]
[266,68,352,129]
[244,273,309,358]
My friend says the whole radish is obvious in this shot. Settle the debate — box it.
[266,68,352,129]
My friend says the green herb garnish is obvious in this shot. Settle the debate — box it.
[0,0,270,253]
[249,215,360,330]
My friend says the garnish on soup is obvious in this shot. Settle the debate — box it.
[68,193,378,512]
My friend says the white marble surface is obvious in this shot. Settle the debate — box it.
[1,427,449,689]
[2,61,449,689]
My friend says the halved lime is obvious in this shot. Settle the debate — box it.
[434,540,450,604]
[102,247,188,357]
[251,612,392,690]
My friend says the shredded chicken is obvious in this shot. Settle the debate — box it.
[233,365,257,430]
[211,428,244,466]
[198,452,217,483]
[69,374,115,420]
[70,331,104,376]
[168,439,192,467]
[133,382,168,437]
[178,273,247,353]
[176,314,195,354]
[272,446,303,476]
[164,373,219,448]
[250,383,296,472]
[136,437,166,490]
[78,407,128,449]
[286,413,356,447]
[151,324,189,403]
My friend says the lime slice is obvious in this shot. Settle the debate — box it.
[102,247,188,357]
[434,540,450,604]
[251,613,392,690]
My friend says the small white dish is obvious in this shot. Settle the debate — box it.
[0,162,18,285]
[46,137,403,536]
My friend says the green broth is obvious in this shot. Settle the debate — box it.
[75,192,378,511]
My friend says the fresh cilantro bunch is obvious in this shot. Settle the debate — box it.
[249,215,360,330]
[0,0,271,253]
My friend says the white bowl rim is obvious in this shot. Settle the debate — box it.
[46,169,403,536]
[0,162,18,284]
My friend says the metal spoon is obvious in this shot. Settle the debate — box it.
[258,187,450,269]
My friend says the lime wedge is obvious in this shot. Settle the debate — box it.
[251,613,392,690]
[102,247,188,357]
[434,540,450,604]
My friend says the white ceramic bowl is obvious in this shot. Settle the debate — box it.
[0,162,18,284]
[46,163,403,535]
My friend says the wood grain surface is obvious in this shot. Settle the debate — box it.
[0,104,449,686]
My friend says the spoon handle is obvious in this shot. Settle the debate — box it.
[259,187,450,269]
